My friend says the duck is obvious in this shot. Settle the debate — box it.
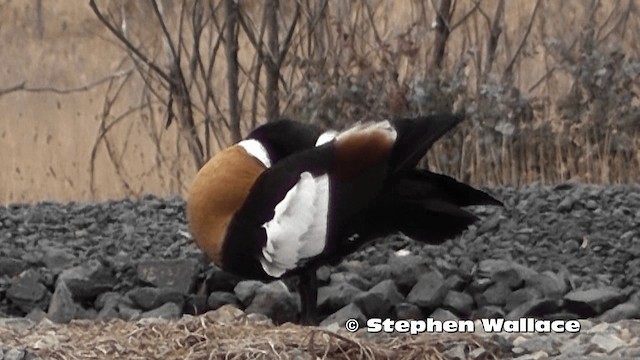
[187,113,503,324]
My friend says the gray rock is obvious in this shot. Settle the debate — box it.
[445,274,467,292]
[598,302,640,322]
[406,271,448,310]
[94,291,123,310]
[564,287,625,316]
[442,290,474,317]
[590,333,627,354]
[317,281,363,314]
[233,280,264,306]
[126,287,184,310]
[442,343,467,360]
[507,298,562,320]
[245,281,298,324]
[526,271,568,298]
[0,258,27,277]
[429,308,459,322]
[319,303,366,328]
[117,304,142,321]
[388,254,429,293]
[41,248,76,273]
[47,281,78,323]
[57,260,116,300]
[207,291,240,310]
[141,302,182,320]
[6,269,51,313]
[467,278,492,294]
[25,308,48,323]
[352,279,403,318]
[477,259,538,285]
[472,305,505,319]
[475,282,512,307]
[329,272,371,290]
[137,259,199,294]
[3,348,26,360]
[505,288,542,313]
[392,302,424,320]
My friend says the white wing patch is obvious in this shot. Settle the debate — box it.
[260,172,330,277]
[238,139,271,168]
[316,130,338,146]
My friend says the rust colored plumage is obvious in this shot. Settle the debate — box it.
[333,121,397,179]
[187,145,267,267]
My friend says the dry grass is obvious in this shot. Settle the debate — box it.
[0,306,508,359]
[0,0,639,203]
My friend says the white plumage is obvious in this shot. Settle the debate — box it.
[238,139,272,168]
[260,172,329,277]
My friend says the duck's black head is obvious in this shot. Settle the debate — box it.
[246,118,325,164]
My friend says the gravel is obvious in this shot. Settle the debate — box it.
[0,182,639,326]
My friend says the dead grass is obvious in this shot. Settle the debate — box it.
[0,306,507,359]
[0,0,639,203]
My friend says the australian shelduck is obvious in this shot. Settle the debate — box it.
[187,113,502,324]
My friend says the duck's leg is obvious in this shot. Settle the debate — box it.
[299,268,318,325]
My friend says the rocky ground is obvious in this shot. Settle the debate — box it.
[0,182,639,358]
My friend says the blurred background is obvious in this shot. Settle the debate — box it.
[1,0,638,203]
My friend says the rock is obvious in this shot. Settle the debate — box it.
[445,274,467,292]
[95,292,123,310]
[57,260,116,300]
[352,279,403,318]
[319,303,366,329]
[3,348,26,360]
[505,288,542,313]
[442,343,467,360]
[365,264,392,285]
[25,308,48,323]
[598,302,640,322]
[47,281,78,323]
[429,308,459,322]
[234,280,264,306]
[117,304,142,321]
[467,278,492,294]
[406,271,448,310]
[0,258,27,277]
[506,298,562,320]
[41,248,76,273]
[126,287,184,310]
[472,306,505,319]
[442,290,474,317]
[526,271,568,298]
[317,281,363,314]
[388,254,429,293]
[329,272,370,290]
[477,260,538,284]
[137,259,199,294]
[393,303,424,320]
[475,282,512,307]
[141,302,182,320]
[207,291,240,310]
[590,333,627,354]
[245,281,298,324]
[204,268,241,292]
[564,287,625,317]
[207,304,244,323]
[6,269,51,313]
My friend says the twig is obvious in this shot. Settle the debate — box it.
[503,0,541,78]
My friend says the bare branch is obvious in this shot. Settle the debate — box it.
[504,0,541,78]
[88,0,171,84]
